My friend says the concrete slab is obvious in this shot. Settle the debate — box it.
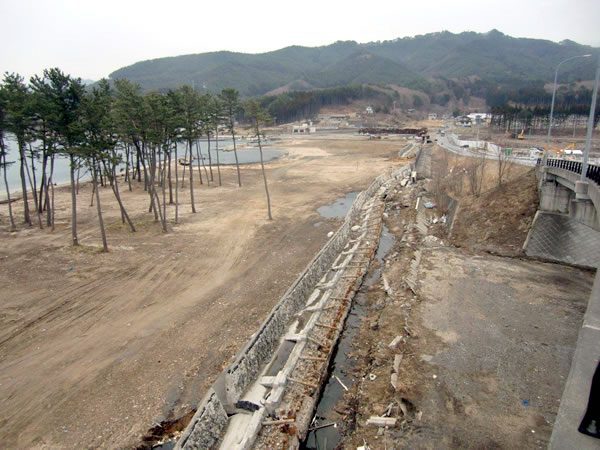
[524,212,600,268]
[550,269,600,449]
[409,248,593,448]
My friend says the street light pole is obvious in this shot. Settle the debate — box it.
[542,54,592,166]
[580,54,600,182]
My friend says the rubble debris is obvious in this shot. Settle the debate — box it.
[382,274,393,296]
[358,127,427,136]
[366,416,397,427]
[308,422,337,431]
[334,375,348,392]
[391,373,398,391]
[388,336,402,348]
[393,354,403,372]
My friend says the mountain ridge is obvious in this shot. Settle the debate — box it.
[108,30,599,97]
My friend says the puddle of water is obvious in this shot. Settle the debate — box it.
[376,224,395,264]
[189,148,284,166]
[152,441,175,449]
[317,192,359,219]
[303,224,396,449]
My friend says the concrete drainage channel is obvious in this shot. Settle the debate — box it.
[175,165,411,450]
[304,224,396,450]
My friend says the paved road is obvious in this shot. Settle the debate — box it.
[436,132,537,167]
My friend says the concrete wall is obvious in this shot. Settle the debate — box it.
[540,179,573,214]
[540,167,600,231]
[414,147,430,179]
[177,390,229,449]
[177,168,401,449]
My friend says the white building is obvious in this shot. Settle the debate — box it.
[365,106,374,114]
[292,122,316,133]
[467,113,491,124]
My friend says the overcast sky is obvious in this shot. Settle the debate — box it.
[1,0,599,82]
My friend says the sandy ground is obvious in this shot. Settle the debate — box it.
[0,134,405,448]
[338,145,594,449]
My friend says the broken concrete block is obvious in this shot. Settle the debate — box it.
[382,274,393,296]
[327,231,334,238]
[391,373,398,391]
[388,336,402,348]
[393,354,403,373]
[366,416,397,427]
[351,225,361,232]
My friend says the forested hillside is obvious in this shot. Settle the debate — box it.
[109,30,599,98]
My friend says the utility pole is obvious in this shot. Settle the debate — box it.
[581,54,600,182]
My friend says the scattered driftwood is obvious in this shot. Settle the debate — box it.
[262,419,295,426]
[333,375,348,391]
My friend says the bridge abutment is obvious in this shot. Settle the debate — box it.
[539,167,600,231]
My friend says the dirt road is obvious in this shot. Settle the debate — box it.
[0,134,402,448]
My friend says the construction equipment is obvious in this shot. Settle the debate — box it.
[517,129,525,140]
[545,143,577,159]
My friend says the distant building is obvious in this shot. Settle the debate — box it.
[428,113,438,120]
[365,106,374,114]
[292,122,316,133]
[457,116,472,127]
[467,113,490,124]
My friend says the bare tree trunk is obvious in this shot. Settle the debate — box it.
[207,133,214,182]
[39,150,48,212]
[76,166,81,195]
[44,158,51,226]
[128,147,134,191]
[90,180,95,207]
[136,148,141,183]
[232,127,242,187]
[110,164,135,232]
[18,140,31,225]
[195,140,204,185]
[257,132,272,220]
[70,154,78,245]
[124,145,130,184]
[181,145,187,188]
[175,145,179,223]
[1,152,16,230]
[24,150,42,229]
[29,147,39,213]
[92,162,108,252]
[162,146,167,225]
[188,140,196,213]
[168,149,173,204]
[149,147,159,219]
[49,155,55,229]
[216,128,222,186]
[197,139,210,186]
